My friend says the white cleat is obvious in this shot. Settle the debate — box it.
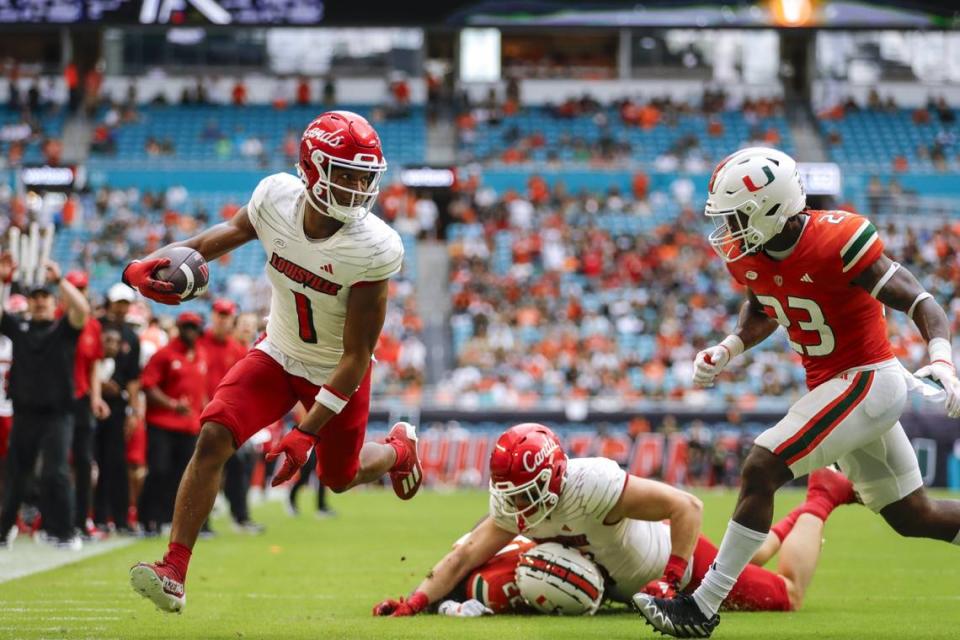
[130,562,186,614]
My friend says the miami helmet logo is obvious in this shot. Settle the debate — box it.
[522,440,559,472]
[742,165,776,192]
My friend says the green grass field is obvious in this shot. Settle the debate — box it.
[1,487,958,639]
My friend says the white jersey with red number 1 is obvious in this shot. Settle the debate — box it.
[489,457,673,603]
[0,335,11,417]
[246,172,404,383]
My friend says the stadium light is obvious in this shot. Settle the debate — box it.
[770,0,814,27]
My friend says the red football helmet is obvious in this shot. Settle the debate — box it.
[489,424,567,530]
[297,110,387,224]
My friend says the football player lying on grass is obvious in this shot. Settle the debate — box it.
[373,423,855,617]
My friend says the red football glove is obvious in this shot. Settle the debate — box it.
[372,592,428,617]
[266,427,320,487]
[121,258,181,305]
[642,554,688,599]
[372,598,402,616]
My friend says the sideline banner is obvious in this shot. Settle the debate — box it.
[368,412,960,488]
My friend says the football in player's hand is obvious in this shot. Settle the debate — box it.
[153,246,210,301]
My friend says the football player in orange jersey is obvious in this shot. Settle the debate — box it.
[635,147,960,638]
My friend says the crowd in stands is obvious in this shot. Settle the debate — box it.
[84,74,421,168]
[819,90,960,173]
[456,88,790,168]
[435,176,960,409]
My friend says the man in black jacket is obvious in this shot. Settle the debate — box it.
[0,255,90,548]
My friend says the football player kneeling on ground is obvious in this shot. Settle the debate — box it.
[373,423,856,617]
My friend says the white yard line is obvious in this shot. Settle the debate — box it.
[0,536,134,584]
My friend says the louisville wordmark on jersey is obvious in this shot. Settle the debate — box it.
[246,173,404,371]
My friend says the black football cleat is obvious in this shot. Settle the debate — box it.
[632,593,720,638]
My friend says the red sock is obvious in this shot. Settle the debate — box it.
[770,506,803,542]
[163,542,192,581]
[797,494,835,522]
[387,439,407,471]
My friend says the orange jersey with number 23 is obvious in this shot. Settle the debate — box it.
[726,210,893,389]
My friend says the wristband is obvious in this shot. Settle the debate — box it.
[662,554,689,584]
[407,591,429,613]
[928,338,954,371]
[315,384,349,414]
[719,334,745,359]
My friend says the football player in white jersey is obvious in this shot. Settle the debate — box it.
[372,423,855,617]
[123,111,423,613]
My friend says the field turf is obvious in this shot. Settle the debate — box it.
[1,487,958,639]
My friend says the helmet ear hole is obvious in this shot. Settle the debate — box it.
[765,203,781,217]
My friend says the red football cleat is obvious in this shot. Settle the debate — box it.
[386,422,422,500]
[130,561,186,613]
[808,467,856,507]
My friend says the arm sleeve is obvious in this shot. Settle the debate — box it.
[139,350,166,390]
[838,215,884,281]
[357,231,404,284]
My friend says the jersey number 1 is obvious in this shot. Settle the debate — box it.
[755,295,836,357]
[292,290,318,343]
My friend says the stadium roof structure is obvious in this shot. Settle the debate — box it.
[1,0,957,28]
[443,1,960,29]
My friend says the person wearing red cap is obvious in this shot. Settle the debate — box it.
[138,312,208,534]
[197,299,263,534]
[64,270,110,539]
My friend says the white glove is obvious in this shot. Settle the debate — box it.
[694,335,745,388]
[914,361,960,418]
[438,599,494,617]
[693,345,731,387]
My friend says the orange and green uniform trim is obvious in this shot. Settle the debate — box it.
[775,370,875,466]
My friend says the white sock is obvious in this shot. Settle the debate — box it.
[952,528,960,546]
[692,520,768,617]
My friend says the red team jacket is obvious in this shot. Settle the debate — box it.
[73,316,103,399]
[197,330,247,398]
[725,211,893,389]
[141,337,209,434]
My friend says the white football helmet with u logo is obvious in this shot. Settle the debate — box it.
[705,147,806,262]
